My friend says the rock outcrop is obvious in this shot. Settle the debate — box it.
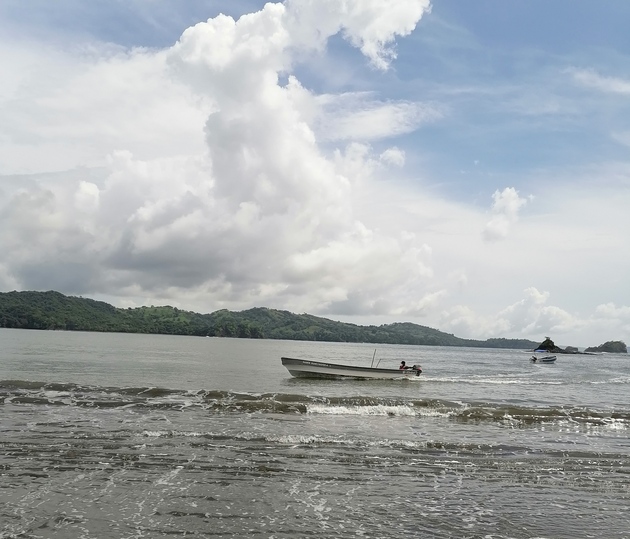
[534,337,565,353]
[536,337,628,355]
[584,341,627,354]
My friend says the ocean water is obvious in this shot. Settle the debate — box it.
[1,329,629,539]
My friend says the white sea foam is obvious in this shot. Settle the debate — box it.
[142,430,206,438]
[590,377,630,385]
[430,376,562,385]
[265,433,431,452]
[603,418,629,430]
[42,390,72,398]
[305,403,456,418]
[306,404,416,416]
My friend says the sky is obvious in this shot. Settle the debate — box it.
[1,0,629,348]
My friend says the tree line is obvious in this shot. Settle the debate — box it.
[0,290,542,349]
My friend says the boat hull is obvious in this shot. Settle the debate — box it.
[531,355,557,363]
[281,357,422,380]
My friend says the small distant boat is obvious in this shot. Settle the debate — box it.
[531,355,557,363]
[281,357,423,380]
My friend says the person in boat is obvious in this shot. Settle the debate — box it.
[400,361,422,373]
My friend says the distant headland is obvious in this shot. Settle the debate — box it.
[534,336,627,355]
[584,341,628,353]
[0,290,626,353]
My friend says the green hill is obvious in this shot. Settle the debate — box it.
[0,290,539,349]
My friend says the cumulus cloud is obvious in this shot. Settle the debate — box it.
[0,43,212,174]
[283,0,432,70]
[380,147,406,167]
[594,304,630,341]
[440,287,583,342]
[482,187,529,241]
[0,0,435,317]
[595,303,630,319]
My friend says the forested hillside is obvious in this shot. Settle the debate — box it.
[0,290,540,349]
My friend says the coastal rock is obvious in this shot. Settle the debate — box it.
[584,341,627,354]
[534,337,565,353]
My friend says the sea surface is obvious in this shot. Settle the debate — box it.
[1,329,629,539]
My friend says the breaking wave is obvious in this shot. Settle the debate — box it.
[2,379,628,430]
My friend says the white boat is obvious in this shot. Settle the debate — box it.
[530,355,557,363]
[281,357,422,380]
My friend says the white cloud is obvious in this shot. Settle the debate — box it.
[315,94,442,141]
[595,303,630,320]
[0,41,212,175]
[380,147,405,167]
[568,68,630,95]
[441,287,583,343]
[483,187,529,242]
[283,0,432,70]
[0,0,437,317]
[74,181,100,214]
